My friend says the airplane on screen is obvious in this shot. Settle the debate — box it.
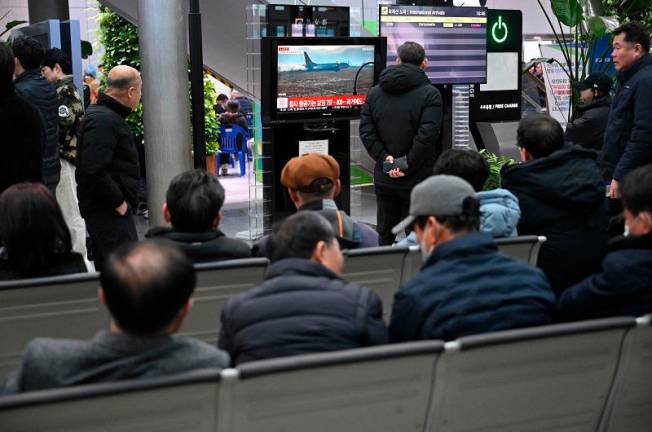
[304,52,350,72]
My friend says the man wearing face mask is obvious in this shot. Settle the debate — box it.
[76,65,142,271]
[559,164,652,320]
[388,175,555,343]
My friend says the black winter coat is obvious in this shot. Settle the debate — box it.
[0,86,44,194]
[145,227,251,263]
[601,55,652,181]
[76,94,140,217]
[360,63,443,190]
[502,146,608,294]
[218,259,388,365]
[565,96,611,151]
[14,70,60,184]
[559,233,652,320]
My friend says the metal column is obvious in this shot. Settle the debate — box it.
[138,0,192,227]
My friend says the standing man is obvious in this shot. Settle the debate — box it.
[602,22,652,199]
[12,37,60,194]
[360,41,443,245]
[41,48,87,260]
[76,65,142,271]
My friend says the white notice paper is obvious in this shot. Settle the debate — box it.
[299,139,329,156]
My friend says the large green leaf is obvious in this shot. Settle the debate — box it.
[587,16,607,37]
[551,0,584,26]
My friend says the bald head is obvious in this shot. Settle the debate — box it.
[100,241,196,336]
[231,90,242,99]
[106,65,142,110]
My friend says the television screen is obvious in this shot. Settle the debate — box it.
[379,5,488,85]
[262,37,387,123]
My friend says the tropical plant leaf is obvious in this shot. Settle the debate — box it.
[551,0,584,27]
[587,16,608,37]
[620,0,649,17]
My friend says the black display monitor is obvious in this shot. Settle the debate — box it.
[261,37,387,124]
[379,5,488,85]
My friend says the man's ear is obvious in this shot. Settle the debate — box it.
[98,287,107,305]
[333,179,342,198]
[288,189,300,206]
[162,202,172,224]
[420,58,428,70]
[640,212,652,233]
[311,240,326,265]
[213,211,223,230]
[519,147,533,162]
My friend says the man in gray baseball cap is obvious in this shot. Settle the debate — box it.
[388,175,554,342]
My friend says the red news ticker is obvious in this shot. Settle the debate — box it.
[286,94,367,109]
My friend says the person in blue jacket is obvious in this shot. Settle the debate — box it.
[560,164,652,320]
[398,149,520,247]
[389,175,555,342]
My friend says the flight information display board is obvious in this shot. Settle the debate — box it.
[380,5,488,85]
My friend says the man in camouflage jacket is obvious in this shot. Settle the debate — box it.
[42,48,88,263]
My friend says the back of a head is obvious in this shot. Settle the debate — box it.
[166,169,225,233]
[397,41,426,66]
[621,164,652,215]
[106,65,139,91]
[42,48,72,75]
[433,149,490,192]
[517,114,564,159]
[226,100,240,113]
[12,37,45,70]
[217,93,228,103]
[0,183,71,273]
[100,241,196,336]
[0,44,15,90]
[613,21,651,53]
[269,211,336,262]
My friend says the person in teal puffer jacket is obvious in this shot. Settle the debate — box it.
[397,149,520,246]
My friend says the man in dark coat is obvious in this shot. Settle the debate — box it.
[146,169,251,262]
[360,41,443,245]
[601,22,652,199]
[389,176,554,342]
[565,73,612,152]
[0,44,43,194]
[12,37,60,193]
[76,65,142,271]
[502,115,608,294]
[559,164,652,320]
[219,211,387,365]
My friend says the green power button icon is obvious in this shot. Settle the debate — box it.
[492,15,508,43]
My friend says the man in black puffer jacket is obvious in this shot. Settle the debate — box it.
[502,115,608,295]
[13,37,60,193]
[360,42,443,245]
[219,211,387,365]
[76,66,141,271]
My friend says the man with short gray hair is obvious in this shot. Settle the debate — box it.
[76,65,142,271]
[388,175,555,342]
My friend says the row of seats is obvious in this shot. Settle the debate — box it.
[0,236,546,378]
[1,314,649,432]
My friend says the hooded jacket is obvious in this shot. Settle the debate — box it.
[389,232,555,342]
[360,63,443,190]
[145,227,251,263]
[565,96,611,152]
[397,188,520,246]
[559,233,652,320]
[601,54,652,181]
[14,70,60,184]
[0,84,44,194]
[502,146,608,294]
[218,259,388,365]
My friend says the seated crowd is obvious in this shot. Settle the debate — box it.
[0,38,651,398]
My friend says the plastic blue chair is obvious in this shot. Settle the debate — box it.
[217,124,247,177]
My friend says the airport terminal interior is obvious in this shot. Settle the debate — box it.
[0,0,651,430]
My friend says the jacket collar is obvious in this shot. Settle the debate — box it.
[578,95,612,112]
[146,226,225,243]
[14,68,41,83]
[97,93,132,118]
[617,54,652,87]
[265,258,341,281]
[92,330,174,354]
[298,199,338,212]
[609,232,652,252]
[424,232,496,268]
